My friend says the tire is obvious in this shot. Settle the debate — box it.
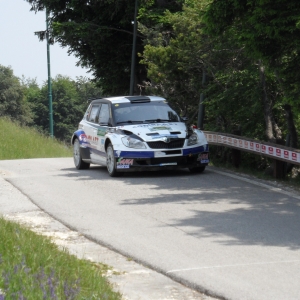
[189,166,206,174]
[73,139,90,170]
[106,143,120,177]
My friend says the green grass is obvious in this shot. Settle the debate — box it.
[0,117,122,299]
[0,217,121,299]
[0,117,72,159]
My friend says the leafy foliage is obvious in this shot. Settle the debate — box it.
[204,0,300,144]
[25,75,102,142]
[141,1,212,117]
[25,0,184,95]
[0,65,33,125]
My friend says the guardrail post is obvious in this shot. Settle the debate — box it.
[273,139,285,179]
[232,129,241,168]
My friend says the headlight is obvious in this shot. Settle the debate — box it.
[187,133,198,146]
[122,136,146,149]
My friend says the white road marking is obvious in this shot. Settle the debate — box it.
[167,260,300,273]
[210,169,300,200]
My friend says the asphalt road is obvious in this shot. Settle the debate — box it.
[1,158,300,300]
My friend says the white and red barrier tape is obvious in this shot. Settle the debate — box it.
[204,131,300,165]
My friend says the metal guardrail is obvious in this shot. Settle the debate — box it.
[204,131,300,166]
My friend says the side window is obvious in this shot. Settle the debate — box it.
[99,103,110,124]
[84,104,92,120]
[88,105,100,123]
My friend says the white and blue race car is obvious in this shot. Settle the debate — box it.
[71,95,209,176]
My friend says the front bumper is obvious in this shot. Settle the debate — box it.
[115,146,209,172]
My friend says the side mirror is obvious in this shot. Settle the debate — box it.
[181,116,188,122]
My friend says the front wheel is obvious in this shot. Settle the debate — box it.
[106,143,120,177]
[189,166,206,174]
[73,139,90,170]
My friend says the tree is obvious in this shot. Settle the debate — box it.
[204,0,300,146]
[0,65,33,125]
[141,0,213,118]
[25,0,184,95]
[26,75,103,142]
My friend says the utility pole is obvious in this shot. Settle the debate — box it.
[46,9,54,138]
[197,70,206,130]
[129,0,138,96]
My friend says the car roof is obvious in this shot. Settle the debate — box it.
[91,95,166,104]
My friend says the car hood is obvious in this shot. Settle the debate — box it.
[117,122,187,141]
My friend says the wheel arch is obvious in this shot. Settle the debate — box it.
[105,138,112,151]
[71,134,78,145]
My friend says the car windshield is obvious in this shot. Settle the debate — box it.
[112,101,180,125]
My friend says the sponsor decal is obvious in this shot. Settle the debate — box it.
[117,158,134,169]
[149,126,172,132]
[115,150,121,157]
[255,143,261,152]
[78,134,88,143]
[97,128,107,136]
[198,153,209,163]
[218,135,222,143]
[133,123,176,129]
[284,150,289,160]
[159,162,177,166]
[276,148,281,157]
[117,165,131,169]
[268,146,274,155]
[151,134,178,140]
[117,157,133,165]
[86,134,99,145]
[219,136,227,144]
[155,151,166,157]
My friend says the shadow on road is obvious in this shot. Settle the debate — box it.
[60,165,300,250]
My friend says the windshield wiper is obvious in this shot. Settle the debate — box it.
[116,120,144,125]
[144,119,172,123]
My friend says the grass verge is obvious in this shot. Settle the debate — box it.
[0,117,72,159]
[0,117,121,299]
[0,217,121,299]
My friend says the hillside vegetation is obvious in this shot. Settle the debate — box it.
[0,117,72,160]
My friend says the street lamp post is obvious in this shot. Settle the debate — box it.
[129,0,138,96]
[46,9,54,138]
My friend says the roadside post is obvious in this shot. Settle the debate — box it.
[197,70,206,130]
[46,9,54,138]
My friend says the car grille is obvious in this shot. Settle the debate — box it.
[147,139,185,149]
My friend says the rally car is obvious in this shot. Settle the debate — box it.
[71,95,209,177]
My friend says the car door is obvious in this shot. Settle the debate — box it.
[84,103,101,164]
[94,103,110,165]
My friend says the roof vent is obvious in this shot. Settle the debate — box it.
[125,96,151,103]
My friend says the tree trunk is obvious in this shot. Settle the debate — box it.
[283,106,297,149]
[259,61,280,142]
